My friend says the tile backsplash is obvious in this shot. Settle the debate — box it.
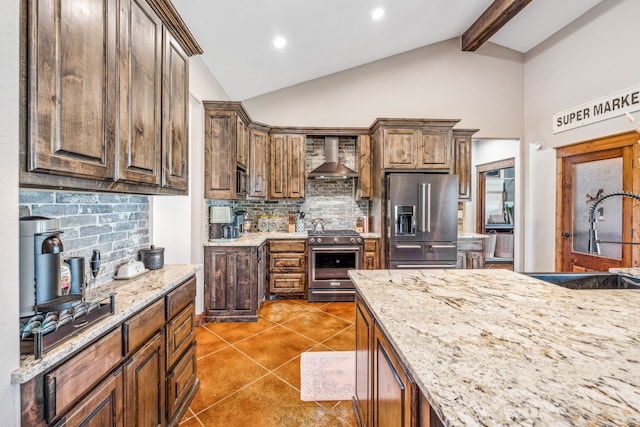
[206,137,369,233]
[19,190,150,285]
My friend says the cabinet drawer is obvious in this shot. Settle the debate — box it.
[457,239,483,251]
[364,239,378,252]
[269,240,306,253]
[167,342,197,423]
[270,253,306,271]
[269,273,306,293]
[166,303,196,369]
[44,327,123,422]
[122,298,164,355]
[166,276,196,320]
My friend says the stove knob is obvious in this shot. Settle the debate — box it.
[310,237,315,244]
[317,237,322,243]
[350,237,356,243]
[356,237,362,243]
[334,237,339,244]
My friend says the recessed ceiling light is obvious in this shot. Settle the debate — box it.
[273,36,287,49]
[371,8,384,21]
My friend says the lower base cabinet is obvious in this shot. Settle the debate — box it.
[20,275,198,427]
[204,244,265,322]
[457,238,485,269]
[355,294,444,427]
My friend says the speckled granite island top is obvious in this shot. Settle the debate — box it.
[349,269,640,426]
[12,264,201,384]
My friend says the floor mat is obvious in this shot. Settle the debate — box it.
[300,350,355,401]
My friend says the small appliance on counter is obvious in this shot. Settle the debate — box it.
[19,217,114,359]
[209,206,233,240]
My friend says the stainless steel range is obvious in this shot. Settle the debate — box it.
[308,229,363,302]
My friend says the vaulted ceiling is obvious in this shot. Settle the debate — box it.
[172,0,601,100]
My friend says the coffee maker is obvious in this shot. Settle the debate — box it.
[19,216,79,317]
[209,206,232,240]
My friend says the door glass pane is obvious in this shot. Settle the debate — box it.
[572,157,622,259]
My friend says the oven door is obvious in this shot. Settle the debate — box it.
[309,246,362,285]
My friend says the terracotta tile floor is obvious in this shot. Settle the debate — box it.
[180,299,358,427]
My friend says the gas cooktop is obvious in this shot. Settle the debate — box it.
[307,229,360,236]
[308,229,362,245]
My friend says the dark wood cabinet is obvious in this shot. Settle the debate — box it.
[355,295,374,427]
[382,128,418,169]
[20,275,198,427]
[161,29,190,191]
[418,128,452,170]
[452,129,478,201]
[22,0,196,195]
[118,0,163,186]
[26,0,118,181]
[267,239,307,297]
[363,238,379,270]
[204,246,262,321]
[269,134,306,199]
[248,126,269,199]
[203,102,252,200]
[357,134,372,200]
[457,238,485,269]
[124,332,165,427]
[57,368,124,427]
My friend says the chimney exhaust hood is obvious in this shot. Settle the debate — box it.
[308,137,359,179]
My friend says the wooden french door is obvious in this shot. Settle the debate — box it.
[556,132,639,271]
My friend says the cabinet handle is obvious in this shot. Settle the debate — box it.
[122,323,129,356]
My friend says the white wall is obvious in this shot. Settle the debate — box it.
[243,38,525,138]
[0,0,21,422]
[152,56,229,315]
[523,0,640,271]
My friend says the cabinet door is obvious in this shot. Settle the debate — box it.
[204,248,229,315]
[453,133,472,200]
[248,129,269,199]
[383,129,418,169]
[236,118,249,169]
[124,332,165,427]
[418,128,451,169]
[357,135,372,200]
[57,368,124,427]
[166,343,197,425]
[257,243,267,306]
[118,0,162,185]
[27,0,117,180]
[269,134,287,198]
[204,111,235,199]
[288,134,306,199]
[363,239,379,270]
[229,249,256,314]
[162,29,189,192]
[373,323,415,427]
[166,303,196,370]
[355,296,373,427]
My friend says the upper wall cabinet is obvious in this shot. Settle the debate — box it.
[452,129,478,201]
[357,134,372,200]
[203,102,253,200]
[118,0,163,186]
[162,30,190,191]
[248,125,269,199]
[26,0,118,182]
[269,133,305,199]
[371,119,460,171]
[22,0,200,195]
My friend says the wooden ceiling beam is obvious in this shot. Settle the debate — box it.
[461,0,533,52]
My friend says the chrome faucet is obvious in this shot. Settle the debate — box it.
[587,191,640,254]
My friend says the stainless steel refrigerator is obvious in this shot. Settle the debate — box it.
[386,173,458,269]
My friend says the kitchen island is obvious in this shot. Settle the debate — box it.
[349,268,640,426]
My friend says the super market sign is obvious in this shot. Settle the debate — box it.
[552,84,640,134]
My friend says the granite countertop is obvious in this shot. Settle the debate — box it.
[457,232,489,239]
[12,264,201,385]
[349,269,640,426]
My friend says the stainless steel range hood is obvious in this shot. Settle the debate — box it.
[308,137,359,179]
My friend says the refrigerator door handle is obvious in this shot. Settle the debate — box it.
[426,183,432,232]
[420,183,427,232]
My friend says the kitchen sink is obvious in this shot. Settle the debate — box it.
[524,272,640,290]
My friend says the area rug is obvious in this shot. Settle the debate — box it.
[300,351,355,401]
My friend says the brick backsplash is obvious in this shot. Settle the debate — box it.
[206,137,369,234]
[19,190,150,285]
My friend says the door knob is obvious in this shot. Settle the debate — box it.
[562,232,571,238]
